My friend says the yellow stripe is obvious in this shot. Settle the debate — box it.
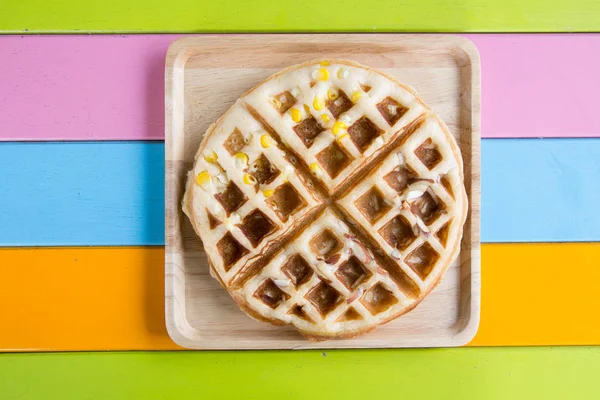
[1,244,599,350]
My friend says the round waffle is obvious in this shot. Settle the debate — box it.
[182,59,468,340]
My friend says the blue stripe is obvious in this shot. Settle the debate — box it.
[0,142,164,246]
[482,138,600,243]
[0,139,599,246]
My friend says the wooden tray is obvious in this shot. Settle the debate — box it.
[165,34,481,349]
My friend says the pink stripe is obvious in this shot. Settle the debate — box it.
[465,34,600,138]
[1,35,180,141]
[1,34,599,141]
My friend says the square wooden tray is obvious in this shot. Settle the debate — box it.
[165,34,481,349]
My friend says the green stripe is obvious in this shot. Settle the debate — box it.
[2,0,600,33]
[2,348,599,399]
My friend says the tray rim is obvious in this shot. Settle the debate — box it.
[165,33,481,350]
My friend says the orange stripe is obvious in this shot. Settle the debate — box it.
[0,247,180,351]
[469,243,600,346]
[1,244,599,350]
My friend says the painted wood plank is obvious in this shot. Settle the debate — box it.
[481,139,600,242]
[0,142,165,246]
[470,243,600,346]
[0,35,173,141]
[2,35,600,141]
[1,139,599,246]
[466,34,600,138]
[2,349,600,400]
[0,247,180,351]
[2,0,600,32]
[1,244,599,351]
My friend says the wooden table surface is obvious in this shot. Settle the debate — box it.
[1,3,600,398]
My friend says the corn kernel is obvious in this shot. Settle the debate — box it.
[272,98,282,108]
[351,91,363,103]
[332,121,347,135]
[320,114,330,124]
[309,163,322,174]
[316,68,329,81]
[327,89,338,101]
[320,61,330,66]
[262,189,274,197]
[260,134,272,148]
[290,107,302,123]
[243,173,256,185]
[195,170,211,186]
[337,133,350,142]
[313,96,324,111]
[203,149,218,163]
[234,152,249,168]
[337,68,349,79]
[303,104,310,114]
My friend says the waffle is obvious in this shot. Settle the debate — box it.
[183,59,468,340]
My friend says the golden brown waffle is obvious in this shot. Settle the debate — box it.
[183,59,468,340]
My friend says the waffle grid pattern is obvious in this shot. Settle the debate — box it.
[185,104,325,285]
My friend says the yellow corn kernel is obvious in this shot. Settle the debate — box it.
[309,163,321,174]
[337,68,348,79]
[332,121,347,135]
[243,173,256,185]
[290,107,302,123]
[234,152,248,168]
[319,61,330,66]
[351,91,363,103]
[327,89,338,101]
[320,113,330,124]
[316,68,329,81]
[303,104,311,114]
[262,189,274,197]
[337,133,350,142]
[260,134,272,148]
[203,149,218,163]
[313,96,324,111]
[195,170,211,186]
